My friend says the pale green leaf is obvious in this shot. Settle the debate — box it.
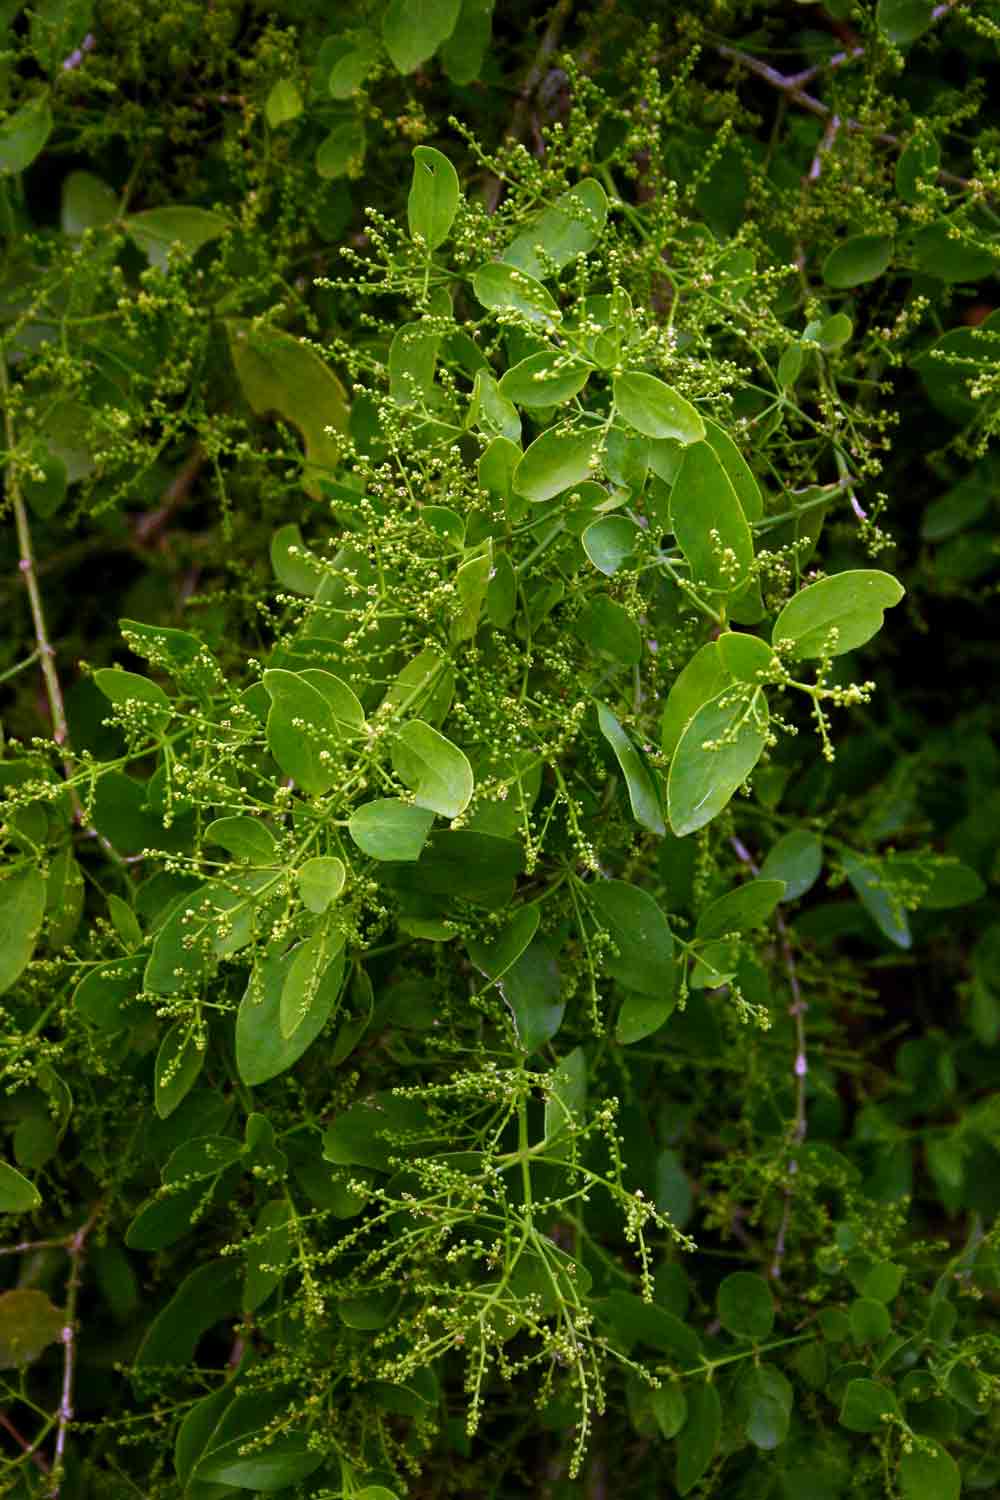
[264,79,303,128]
[667,686,769,837]
[513,425,601,502]
[126,207,228,271]
[348,799,436,861]
[499,350,592,408]
[297,856,346,913]
[671,440,753,595]
[391,720,474,818]
[613,372,704,443]
[503,180,608,280]
[0,1161,41,1214]
[0,867,46,996]
[771,570,904,659]
[408,145,460,249]
[382,0,461,72]
[472,262,561,328]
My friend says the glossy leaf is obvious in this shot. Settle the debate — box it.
[503,180,608,280]
[0,866,46,996]
[513,426,601,502]
[382,0,461,73]
[613,372,704,444]
[136,1260,241,1369]
[543,1045,586,1144]
[582,515,636,576]
[205,816,277,864]
[898,1440,961,1500]
[671,440,753,595]
[499,351,591,407]
[126,207,228,270]
[349,799,436,861]
[760,830,823,901]
[408,146,460,248]
[236,948,339,1086]
[496,935,564,1052]
[661,642,730,760]
[596,701,665,835]
[154,1022,205,1120]
[391,720,473,818]
[703,418,763,521]
[676,1382,722,1496]
[472,262,561,329]
[667,686,769,837]
[588,879,675,1007]
[574,596,641,665]
[771,570,905,659]
[226,320,348,498]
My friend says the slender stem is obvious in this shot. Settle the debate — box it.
[0,1411,51,1473]
[48,1202,102,1497]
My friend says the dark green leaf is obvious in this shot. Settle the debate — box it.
[0,866,46,996]
[849,1296,891,1343]
[237,949,339,1087]
[497,936,564,1052]
[822,234,893,288]
[839,1377,898,1432]
[135,1260,241,1369]
[0,94,52,175]
[760,830,823,901]
[717,1271,775,1340]
[696,880,785,938]
[574,596,641,665]
[280,921,346,1039]
[467,905,540,985]
[842,851,912,950]
[596,701,665,835]
[877,0,935,45]
[676,1382,722,1495]
[244,1200,293,1313]
[126,207,228,271]
[588,879,675,1004]
[154,1021,205,1120]
[898,1440,961,1500]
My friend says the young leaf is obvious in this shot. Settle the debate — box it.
[237,950,339,1087]
[280,922,346,1039]
[696,880,785,938]
[596,702,665,835]
[0,1161,42,1214]
[760,829,823,901]
[503,180,608,279]
[667,687,769,837]
[226,320,348,498]
[513,426,601,502]
[297,857,346,914]
[264,80,303,128]
[348,800,436,861]
[613,372,705,444]
[125,207,228,271]
[717,1272,775,1339]
[676,1382,722,1496]
[408,146,460,249]
[671,441,753,595]
[382,0,461,73]
[472,262,561,329]
[154,1021,205,1120]
[391,720,474,818]
[771,570,905,659]
[0,866,47,996]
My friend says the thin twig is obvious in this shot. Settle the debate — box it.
[48,1203,102,1497]
[730,837,808,1281]
[0,1411,51,1474]
[133,444,206,545]
[809,113,841,183]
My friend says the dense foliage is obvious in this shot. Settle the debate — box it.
[1,1,999,1496]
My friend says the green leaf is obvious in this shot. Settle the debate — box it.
[587,880,675,1017]
[136,1260,241,1369]
[161,1136,245,1186]
[503,180,608,280]
[390,317,443,407]
[842,851,912,949]
[876,0,935,45]
[671,440,754,595]
[0,93,52,175]
[0,866,46,996]
[262,668,358,797]
[574,596,641,665]
[323,1091,432,1170]
[478,434,521,498]
[61,169,118,235]
[582,515,636,576]
[717,1271,775,1340]
[676,1382,722,1496]
[896,134,941,203]
[451,549,492,642]
[126,206,228,271]
[760,830,823,901]
[93,667,171,724]
[237,949,338,1087]
[280,921,346,1039]
[603,1291,702,1360]
[613,372,705,444]
[667,686,769,837]
[849,1296,891,1343]
[391,720,474,818]
[898,1440,961,1500]
[205,816,277,865]
[408,145,460,249]
[467,905,539,985]
[440,0,494,83]
[154,1022,204,1119]
[73,956,144,1031]
[107,893,140,950]
[661,643,730,760]
[513,425,601,502]
[822,234,893,288]
[244,1200,293,1313]
[739,1364,792,1450]
[382,0,461,72]
[472,262,561,329]
[383,648,454,725]
[264,79,302,128]
[596,702,665,835]
[0,1290,63,1367]
[196,1430,324,1491]
[271,522,324,596]
[298,856,346,914]
[0,1161,41,1214]
[349,799,435,861]
[487,550,517,628]
[497,936,564,1052]
[315,119,366,179]
[499,351,592,408]
[772,569,904,659]
[696,879,785,938]
[703,419,763,521]
[862,1261,905,1303]
[839,1377,898,1432]
[226,320,348,498]
[328,34,379,97]
[543,1045,586,1144]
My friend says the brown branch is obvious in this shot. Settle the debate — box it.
[0,1411,51,1474]
[132,443,206,546]
[48,1202,103,1498]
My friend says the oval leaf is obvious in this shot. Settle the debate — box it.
[472,262,561,329]
[349,799,436,861]
[668,686,769,837]
[408,145,460,249]
[391,720,473,818]
[513,426,601,503]
[822,234,893,289]
[614,372,705,444]
[772,569,904,660]
[671,440,753,596]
